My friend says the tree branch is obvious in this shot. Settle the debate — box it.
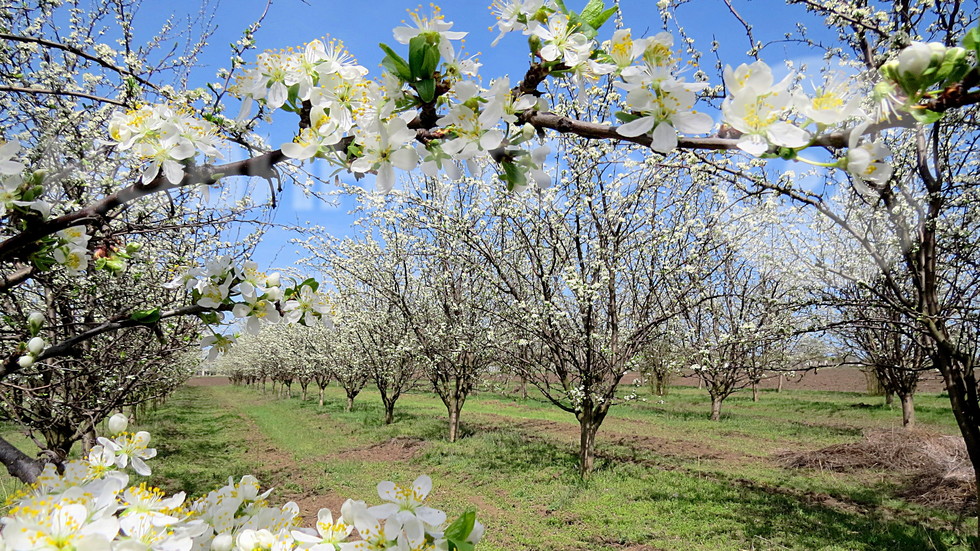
[0,434,42,484]
[0,303,233,380]
[0,85,128,107]
[0,33,157,90]
[0,150,287,267]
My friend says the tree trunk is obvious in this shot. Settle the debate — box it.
[900,393,915,427]
[345,394,354,412]
[384,403,395,425]
[81,427,96,455]
[752,383,759,402]
[448,406,460,443]
[776,374,784,392]
[578,413,598,477]
[0,436,42,484]
[520,374,528,400]
[709,395,723,421]
[655,374,667,397]
[884,389,894,407]
[931,350,980,549]
[318,387,324,408]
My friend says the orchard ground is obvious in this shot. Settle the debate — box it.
[3,369,973,550]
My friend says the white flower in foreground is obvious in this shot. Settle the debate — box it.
[795,72,864,127]
[232,299,281,334]
[27,311,44,332]
[616,84,713,153]
[723,83,807,155]
[97,430,157,476]
[0,140,25,176]
[282,285,330,326]
[722,72,810,156]
[134,135,196,184]
[490,0,544,46]
[118,484,186,530]
[350,115,419,193]
[291,507,353,549]
[527,12,592,68]
[846,124,893,187]
[195,280,232,309]
[58,225,91,247]
[4,502,119,551]
[895,41,946,80]
[393,7,467,60]
[367,475,446,527]
[201,333,237,361]
[53,246,89,276]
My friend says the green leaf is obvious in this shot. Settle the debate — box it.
[420,44,441,79]
[962,25,980,53]
[409,36,427,79]
[131,308,161,324]
[502,161,527,191]
[566,11,598,40]
[581,0,616,30]
[198,311,221,325]
[936,47,971,86]
[589,6,618,30]
[416,78,436,103]
[31,253,56,272]
[614,111,640,123]
[908,108,943,124]
[444,511,476,544]
[379,43,412,81]
[286,83,300,108]
[300,277,319,292]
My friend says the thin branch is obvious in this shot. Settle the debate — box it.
[0,33,157,89]
[0,149,287,263]
[0,85,128,107]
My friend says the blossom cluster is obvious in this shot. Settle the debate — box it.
[0,141,50,219]
[108,103,223,185]
[165,257,332,357]
[230,6,554,191]
[0,414,483,551]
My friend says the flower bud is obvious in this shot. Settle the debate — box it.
[211,533,234,551]
[264,286,282,302]
[125,242,142,254]
[107,413,128,435]
[897,41,941,79]
[17,355,33,369]
[26,336,44,355]
[265,272,281,288]
[27,311,44,334]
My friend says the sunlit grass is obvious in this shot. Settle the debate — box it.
[0,379,970,550]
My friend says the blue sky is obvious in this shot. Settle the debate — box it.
[134,0,828,275]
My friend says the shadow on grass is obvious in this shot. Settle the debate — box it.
[418,420,969,550]
[142,387,254,498]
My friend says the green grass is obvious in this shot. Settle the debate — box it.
[137,386,259,497]
[2,381,973,550]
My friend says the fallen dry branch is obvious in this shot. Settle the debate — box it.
[778,429,975,511]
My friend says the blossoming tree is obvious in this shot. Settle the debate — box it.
[3,0,980,546]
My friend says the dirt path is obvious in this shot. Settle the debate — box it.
[205,388,352,526]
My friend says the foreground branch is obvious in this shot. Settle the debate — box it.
[0,150,287,272]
